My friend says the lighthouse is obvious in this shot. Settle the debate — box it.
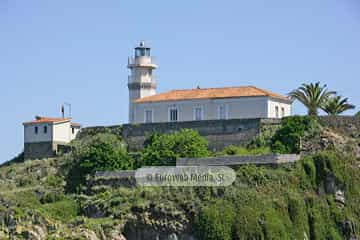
[127,41,157,123]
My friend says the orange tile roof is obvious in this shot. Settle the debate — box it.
[135,86,291,103]
[23,116,72,125]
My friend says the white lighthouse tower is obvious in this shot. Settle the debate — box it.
[127,41,157,123]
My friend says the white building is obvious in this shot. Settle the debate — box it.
[23,116,81,159]
[128,42,293,124]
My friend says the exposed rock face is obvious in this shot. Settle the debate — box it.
[301,127,360,158]
[123,221,196,240]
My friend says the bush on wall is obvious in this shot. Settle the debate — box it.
[141,129,210,166]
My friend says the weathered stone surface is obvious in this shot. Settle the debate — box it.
[318,116,360,138]
[121,118,281,151]
[177,154,300,166]
[24,141,68,160]
[24,142,55,160]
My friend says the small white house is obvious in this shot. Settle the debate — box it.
[127,42,293,124]
[23,116,81,159]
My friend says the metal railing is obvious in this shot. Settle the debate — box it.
[128,56,156,66]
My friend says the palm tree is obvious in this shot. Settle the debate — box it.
[322,96,355,115]
[289,82,336,116]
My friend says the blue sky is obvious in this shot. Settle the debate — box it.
[1,0,359,163]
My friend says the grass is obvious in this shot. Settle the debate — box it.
[217,145,272,156]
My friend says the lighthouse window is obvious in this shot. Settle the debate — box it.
[218,104,228,119]
[194,107,203,121]
[169,107,178,122]
[144,109,153,123]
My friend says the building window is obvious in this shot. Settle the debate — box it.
[72,127,75,134]
[169,107,178,122]
[34,126,38,134]
[43,126,47,134]
[194,107,203,121]
[281,107,285,117]
[144,109,153,123]
[275,106,279,118]
[218,104,227,120]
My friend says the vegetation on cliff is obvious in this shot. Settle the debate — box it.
[0,116,359,239]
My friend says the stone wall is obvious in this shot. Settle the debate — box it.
[177,154,300,166]
[77,125,123,139]
[318,116,360,138]
[122,118,281,151]
[87,154,300,191]
[24,141,69,160]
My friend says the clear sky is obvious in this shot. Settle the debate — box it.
[1,0,359,163]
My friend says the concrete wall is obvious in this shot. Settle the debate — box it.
[177,154,300,166]
[24,121,81,159]
[24,123,52,143]
[122,118,281,151]
[24,121,78,144]
[53,121,71,143]
[133,96,291,123]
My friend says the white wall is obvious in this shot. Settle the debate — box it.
[267,98,292,118]
[53,121,71,143]
[24,123,52,143]
[132,96,274,123]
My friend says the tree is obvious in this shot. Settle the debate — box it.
[289,82,335,116]
[142,129,210,166]
[65,133,133,192]
[322,96,355,115]
[356,111,360,118]
[271,116,320,154]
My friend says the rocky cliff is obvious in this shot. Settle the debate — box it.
[0,116,359,240]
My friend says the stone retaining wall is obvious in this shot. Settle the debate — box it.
[122,118,281,151]
[24,141,68,160]
[88,154,300,191]
[177,154,300,166]
[319,116,360,138]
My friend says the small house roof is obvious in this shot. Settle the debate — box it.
[23,116,72,125]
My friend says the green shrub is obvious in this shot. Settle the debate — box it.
[40,191,65,204]
[233,206,264,240]
[40,197,79,222]
[307,198,342,240]
[142,129,210,166]
[287,194,309,238]
[300,156,317,188]
[271,116,320,153]
[195,200,235,240]
[45,175,64,187]
[65,133,133,193]
[262,207,290,240]
[312,151,345,193]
